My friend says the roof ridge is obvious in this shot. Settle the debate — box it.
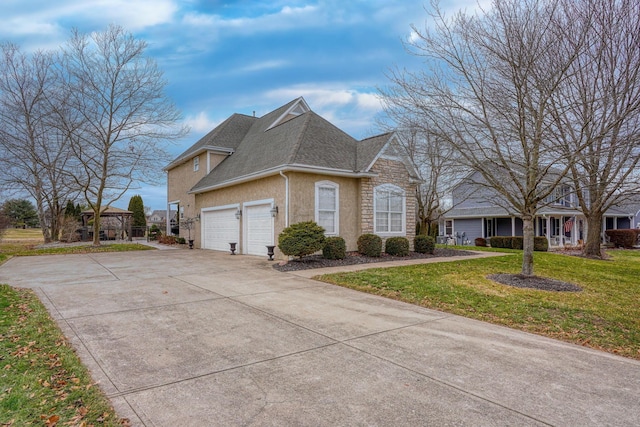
[359,131,393,142]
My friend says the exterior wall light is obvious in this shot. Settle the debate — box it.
[270,206,278,217]
[235,209,242,219]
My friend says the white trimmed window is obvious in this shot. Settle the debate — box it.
[374,184,405,235]
[315,181,339,235]
[193,156,199,172]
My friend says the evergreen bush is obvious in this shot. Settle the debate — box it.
[534,236,549,251]
[149,224,162,241]
[322,236,346,260]
[357,233,382,257]
[278,221,326,258]
[511,236,524,250]
[414,235,435,254]
[385,236,410,256]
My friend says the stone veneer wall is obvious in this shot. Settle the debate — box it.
[361,158,417,248]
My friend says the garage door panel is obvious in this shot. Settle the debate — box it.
[202,209,239,251]
[245,204,273,256]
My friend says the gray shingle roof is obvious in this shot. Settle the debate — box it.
[357,133,392,171]
[166,113,257,169]
[168,98,406,193]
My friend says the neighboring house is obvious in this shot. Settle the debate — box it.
[443,171,640,247]
[165,97,420,259]
[147,210,176,227]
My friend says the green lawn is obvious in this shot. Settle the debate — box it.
[318,248,640,360]
[0,285,127,425]
[0,229,154,264]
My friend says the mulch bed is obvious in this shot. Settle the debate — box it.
[488,274,582,292]
[273,248,476,272]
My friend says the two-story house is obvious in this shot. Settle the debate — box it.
[443,171,640,247]
[165,97,420,259]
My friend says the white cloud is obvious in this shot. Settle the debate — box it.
[0,0,177,42]
[1,1,180,56]
[180,4,321,35]
[183,111,220,134]
[238,60,289,73]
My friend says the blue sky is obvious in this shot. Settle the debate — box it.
[1,0,478,211]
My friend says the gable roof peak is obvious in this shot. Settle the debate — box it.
[266,97,311,131]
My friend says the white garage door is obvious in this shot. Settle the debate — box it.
[245,204,273,256]
[201,208,238,251]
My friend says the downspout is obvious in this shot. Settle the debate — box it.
[279,171,289,227]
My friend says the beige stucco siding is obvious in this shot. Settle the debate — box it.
[167,154,209,233]
[172,159,416,259]
[287,172,361,252]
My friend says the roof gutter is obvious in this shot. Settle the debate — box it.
[164,145,235,171]
[188,164,377,194]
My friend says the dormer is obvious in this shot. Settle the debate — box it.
[266,97,310,131]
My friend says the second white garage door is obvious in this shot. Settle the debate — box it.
[244,203,274,256]
[201,207,239,251]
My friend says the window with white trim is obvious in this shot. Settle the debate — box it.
[315,181,339,235]
[374,184,405,234]
[193,156,199,172]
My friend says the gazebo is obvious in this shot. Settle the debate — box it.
[81,207,133,241]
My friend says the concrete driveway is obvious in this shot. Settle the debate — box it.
[1,249,639,426]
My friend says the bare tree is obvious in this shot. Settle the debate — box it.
[0,43,77,242]
[551,0,640,257]
[57,26,187,245]
[383,0,587,276]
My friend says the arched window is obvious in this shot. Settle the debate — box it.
[315,180,339,235]
[374,184,405,235]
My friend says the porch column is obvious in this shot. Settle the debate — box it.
[481,218,485,238]
[166,202,171,235]
[511,216,515,236]
[546,217,550,242]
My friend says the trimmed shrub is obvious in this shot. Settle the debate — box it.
[323,236,346,260]
[474,237,487,247]
[385,237,410,256]
[357,233,382,257]
[176,237,186,244]
[534,236,548,252]
[149,224,162,241]
[414,235,435,254]
[278,221,326,258]
[489,236,509,249]
[511,236,524,250]
[605,229,640,248]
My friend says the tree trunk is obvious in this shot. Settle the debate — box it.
[583,213,603,257]
[92,207,101,246]
[49,198,61,242]
[521,214,535,276]
[35,190,52,244]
